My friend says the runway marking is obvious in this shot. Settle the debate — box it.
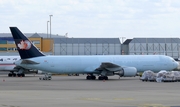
[139,103,169,107]
[1,104,20,107]
[113,98,134,101]
[80,97,135,102]
[81,98,101,101]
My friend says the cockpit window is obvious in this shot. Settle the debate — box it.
[169,57,175,62]
[167,56,175,62]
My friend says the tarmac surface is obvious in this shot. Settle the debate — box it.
[0,74,180,107]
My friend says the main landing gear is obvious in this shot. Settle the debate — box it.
[86,75,96,80]
[86,74,108,80]
[8,71,25,77]
[98,76,108,80]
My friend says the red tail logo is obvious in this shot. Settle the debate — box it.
[18,40,31,50]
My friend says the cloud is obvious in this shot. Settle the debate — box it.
[0,0,180,38]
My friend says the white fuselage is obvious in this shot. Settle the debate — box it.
[0,56,20,71]
[15,55,179,74]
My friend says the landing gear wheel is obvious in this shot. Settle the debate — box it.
[12,73,16,77]
[22,73,25,77]
[86,76,91,80]
[86,75,96,80]
[8,73,12,77]
[91,76,96,80]
[98,76,103,80]
[104,76,108,80]
[98,76,108,80]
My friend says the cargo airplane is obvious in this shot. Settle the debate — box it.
[9,27,179,80]
[0,56,38,77]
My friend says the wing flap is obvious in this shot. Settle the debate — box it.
[96,62,122,72]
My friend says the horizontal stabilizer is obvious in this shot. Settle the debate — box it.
[96,62,122,71]
[21,59,39,64]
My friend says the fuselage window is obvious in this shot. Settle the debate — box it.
[0,58,3,61]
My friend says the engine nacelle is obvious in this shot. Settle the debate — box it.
[115,67,137,77]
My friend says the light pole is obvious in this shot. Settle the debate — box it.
[49,15,53,38]
[47,21,49,38]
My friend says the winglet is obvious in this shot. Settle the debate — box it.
[9,27,45,59]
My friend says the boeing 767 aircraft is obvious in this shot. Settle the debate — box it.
[9,27,179,80]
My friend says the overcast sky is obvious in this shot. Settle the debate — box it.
[0,0,180,39]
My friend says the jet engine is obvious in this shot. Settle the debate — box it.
[114,67,137,77]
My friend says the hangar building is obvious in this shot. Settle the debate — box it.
[122,38,180,59]
[53,38,121,55]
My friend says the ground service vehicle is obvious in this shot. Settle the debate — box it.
[39,74,51,80]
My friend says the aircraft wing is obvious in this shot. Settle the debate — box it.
[93,62,123,76]
[94,62,137,77]
[13,65,38,73]
[95,62,122,72]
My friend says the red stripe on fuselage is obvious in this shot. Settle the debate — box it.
[0,64,15,66]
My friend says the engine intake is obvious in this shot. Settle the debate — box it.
[115,67,137,77]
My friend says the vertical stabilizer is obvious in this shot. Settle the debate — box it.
[10,27,45,59]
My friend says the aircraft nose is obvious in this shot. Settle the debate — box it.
[175,61,179,69]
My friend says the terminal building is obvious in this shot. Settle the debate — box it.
[0,33,180,59]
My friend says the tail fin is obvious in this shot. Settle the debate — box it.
[10,27,45,59]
